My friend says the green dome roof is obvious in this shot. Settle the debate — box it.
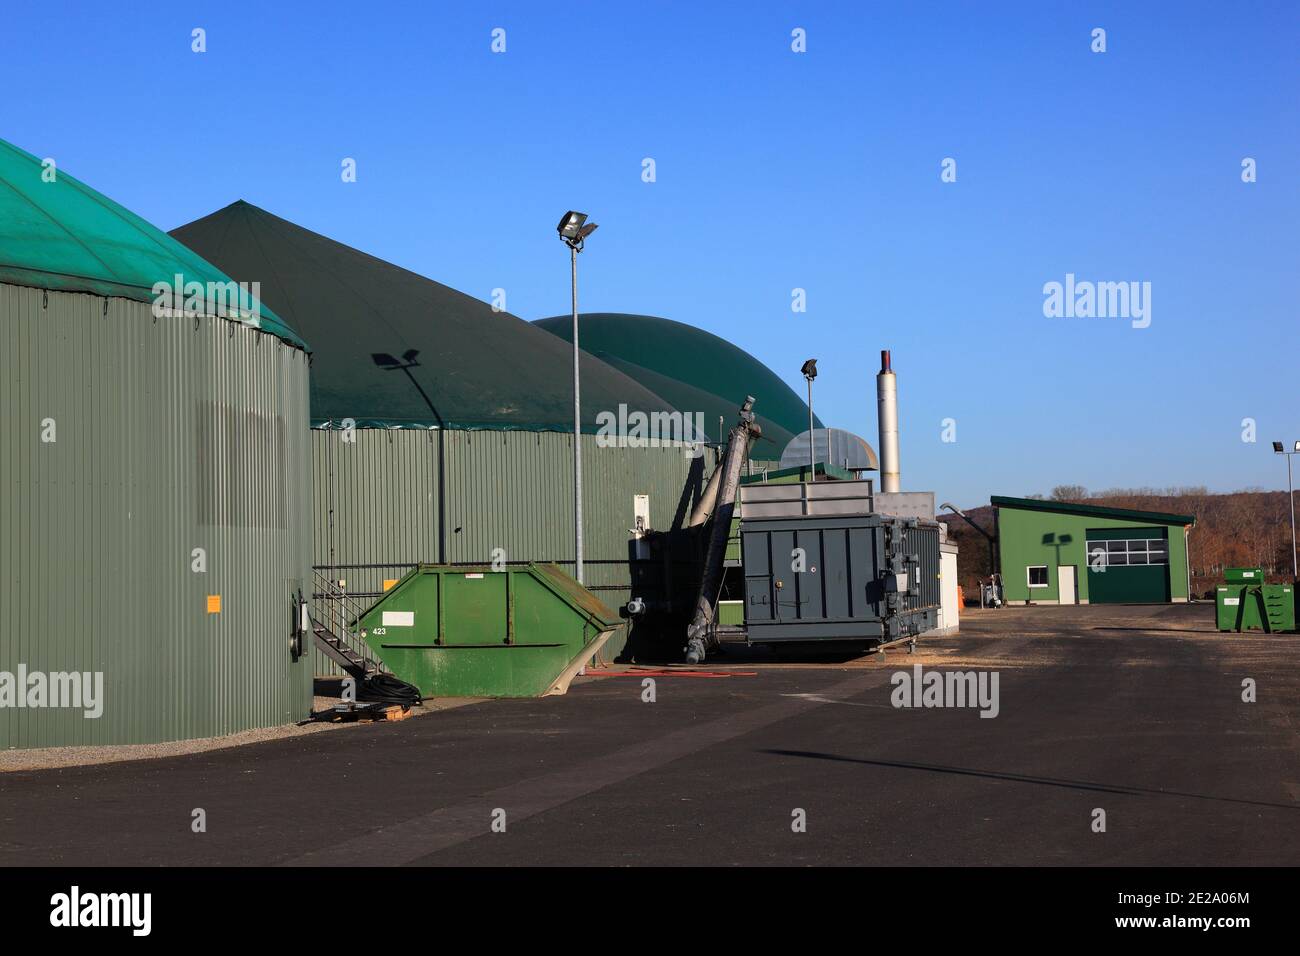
[171,203,684,431]
[0,138,303,349]
[533,312,822,450]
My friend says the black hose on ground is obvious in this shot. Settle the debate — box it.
[358,673,423,707]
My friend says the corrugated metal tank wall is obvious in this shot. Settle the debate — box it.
[311,429,717,670]
[1,284,314,749]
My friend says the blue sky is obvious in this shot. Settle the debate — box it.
[5,1,1297,508]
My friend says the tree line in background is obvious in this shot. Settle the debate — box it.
[938,486,1298,600]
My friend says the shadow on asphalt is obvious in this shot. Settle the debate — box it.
[626,642,890,667]
[1086,626,1225,634]
[761,749,1300,811]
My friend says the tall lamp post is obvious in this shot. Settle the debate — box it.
[372,349,448,563]
[801,359,818,481]
[1271,441,1299,580]
[941,502,998,579]
[557,211,598,584]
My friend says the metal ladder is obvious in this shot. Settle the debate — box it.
[310,571,385,680]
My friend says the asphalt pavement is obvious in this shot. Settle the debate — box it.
[2,603,1297,866]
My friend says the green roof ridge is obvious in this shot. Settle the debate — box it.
[991,495,1196,526]
[0,139,306,350]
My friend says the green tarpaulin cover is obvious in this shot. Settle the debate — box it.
[0,139,304,350]
[172,202,686,432]
[533,312,821,450]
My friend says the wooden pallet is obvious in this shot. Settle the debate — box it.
[311,703,413,723]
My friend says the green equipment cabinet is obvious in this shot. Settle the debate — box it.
[1215,568,1295,633]
[355,563,624,697]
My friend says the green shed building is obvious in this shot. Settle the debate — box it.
[993,496,1196,605]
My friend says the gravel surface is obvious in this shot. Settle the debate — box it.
[0,692,482,773]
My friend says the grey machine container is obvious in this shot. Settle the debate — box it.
[740,512,941,645]
[740,479,935,521]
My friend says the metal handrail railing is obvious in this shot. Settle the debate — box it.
[311,570,386,673]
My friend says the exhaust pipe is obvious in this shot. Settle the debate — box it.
[876,350,901,493]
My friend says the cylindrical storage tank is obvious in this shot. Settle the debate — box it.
[0,141,314,748]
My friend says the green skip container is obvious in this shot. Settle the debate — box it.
[1215,568,1294,633]
[356,563,624,698]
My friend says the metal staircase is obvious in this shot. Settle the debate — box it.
[310,571,385,680]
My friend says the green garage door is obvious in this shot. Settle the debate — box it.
[1085,527,1170,603]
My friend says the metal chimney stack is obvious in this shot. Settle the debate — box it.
[876,350,901,492]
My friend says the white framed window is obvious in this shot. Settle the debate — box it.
[1086,538,1168,567]
[1027,565,1049,588]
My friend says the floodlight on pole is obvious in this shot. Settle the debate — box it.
[557,211,587,242]
[557,210,598,584]
[801,359,818,482]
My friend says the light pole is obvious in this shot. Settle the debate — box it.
[1271,441,1299,580]
[801,359,817,481]
[557,211,598,584]
[372,349,448,563]
[941,502,999,583]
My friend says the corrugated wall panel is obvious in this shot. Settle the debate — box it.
[312,428,442,569]
[1,284,313,748]
[311,428,718,666]
[309,427,442,672]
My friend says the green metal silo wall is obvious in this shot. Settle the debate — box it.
[311,428,717,670]
[0,284,314,749]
